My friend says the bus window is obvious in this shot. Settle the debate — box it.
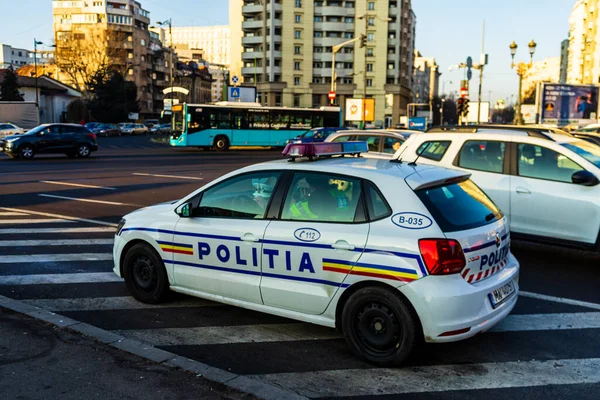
[188,107,208,133]
[209,109,232,129]
[173,108,185,132]
[249,110,270,129]
[323,111,339,127]
[290,111,312,129]
[270,110,290,130]
[312,114,324,128]
[232,111,248,129]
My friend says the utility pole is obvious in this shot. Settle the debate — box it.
[158,19,174,123]
[477,21,485,125]
[33,39,43,112]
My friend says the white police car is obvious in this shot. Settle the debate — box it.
[113,142,520,366]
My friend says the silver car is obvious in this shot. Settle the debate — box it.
[325,129,414,158]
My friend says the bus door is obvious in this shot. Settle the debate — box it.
[231,111,249,145]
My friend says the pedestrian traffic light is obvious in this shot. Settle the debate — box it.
[359,34,367,48]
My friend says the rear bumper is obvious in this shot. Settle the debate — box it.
[398,253,520,342]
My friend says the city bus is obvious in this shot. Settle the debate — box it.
[170,102,341,150]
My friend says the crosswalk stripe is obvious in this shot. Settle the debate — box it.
[0,272,121,285]
[0,253,112,263]
[0,207,118,227]
[21,296,219,311]
[0,219,75,224]
[114,323,340,346]
[0,227,116,234]
[520,291,600,311]
[0,239,114,247]
[251,358,600,397]
[0,212,26,216]
[491,312,600,332]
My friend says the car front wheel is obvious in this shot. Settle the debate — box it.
[341,286,420,367]
[123,243,169,304]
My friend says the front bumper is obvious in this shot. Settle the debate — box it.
[399,253,520,342]
[113,234,126,278]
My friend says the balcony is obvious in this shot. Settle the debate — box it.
[242,51,263,61]
[267,35,282,43]
[266,18,283,28]
[314,6,355,17]
[313,37,350,48]
[314,22,355,32]
[313,52,354,63]
[242,4,263,14]
[242,66,263,75]
[242,20,263,30]
[242,35,264,45]
[388,38,399,46]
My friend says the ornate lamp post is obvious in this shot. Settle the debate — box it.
[510,39,536,125]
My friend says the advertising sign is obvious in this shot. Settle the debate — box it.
[408,117,427,130]
[465,101,491,123]
[540,83,599,125]
[345,98,375,122]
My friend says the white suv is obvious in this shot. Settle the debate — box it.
[394,127,600,250]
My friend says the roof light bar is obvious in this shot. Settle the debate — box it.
[282,141,369,161]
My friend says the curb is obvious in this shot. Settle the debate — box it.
[0,294,308,400]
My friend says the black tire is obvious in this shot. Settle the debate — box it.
[213,136,229,151]
[19,144,35,160]
[341,286,420,367]
[123,243,169,304]
[77,144,91,158]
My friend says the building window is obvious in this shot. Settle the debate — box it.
[128,52,133,59]
[368,18,375,26]
[367,33,374,42]
[128,69,134,75]
[294,76,301,86]
[294,61,301,70]
[294,46,301,55]
[344,32,353,39]
[295,0,302,7]
[295,15,302,23]
[366,63,373,72]
[366,79,373,87]
[314,16,323,22]
[141,39,146,45]
[141,55,145,62]
[294,94,301,107]
[368,2,375,11]
[275,92,282,106]
[295,30,302,39]
[314,32,322,38]
[367,48,374,57]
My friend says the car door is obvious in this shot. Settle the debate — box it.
[260,171,369,315]
[36,125,62,153]
[510,142,598,244]
[172,170,283,304]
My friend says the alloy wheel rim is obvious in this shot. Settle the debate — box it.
[22,148,32,157]
[79,146,89,156]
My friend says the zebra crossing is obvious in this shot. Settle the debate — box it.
[1,211,600,399]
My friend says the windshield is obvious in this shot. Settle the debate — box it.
[298,129,318,138]
[562,140,600,168]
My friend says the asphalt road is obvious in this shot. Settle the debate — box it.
[1,135,599,399]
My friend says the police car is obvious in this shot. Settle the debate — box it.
[113,142,520,366]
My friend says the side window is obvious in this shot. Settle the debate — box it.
[270,111,290,130]
[281,172,362,223]
[365,181,392,220]
[363,135,381,152]
[416,141,451,161]
[194,172,281,219]
[383,136,404,154]
[458,140,506,173]
[331,135,352,142]
[0,124,8,130]
[248,111,270,129]
[517,144,583,183]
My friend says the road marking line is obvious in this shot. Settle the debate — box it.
[22,296,219,312]
[0,219,75,224]
[0,239,113,247]
[251,358,600,397]
[0,212,25,216]
[491,312,600,332]
[115,323,341,346]
[0,227,116,234]
[0,272,121,285]
[38,194,138,207]
[40,180,117,191]
[0,207,119,227]
[0,253,112,264]
[133,172,204,180]
[520,291,600,311]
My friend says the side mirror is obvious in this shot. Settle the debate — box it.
[175,202,192,218]
[572,170,599,187]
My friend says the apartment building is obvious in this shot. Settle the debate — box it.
[52,0,174,118]
[566,0,600,84]
[521,57,561,98]
[154,26,230,66]
[413,50,440,103]
[230,0,416,126]
[1,44,54,69]
[559,38,569,83]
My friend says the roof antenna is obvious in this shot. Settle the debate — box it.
[408,142,432,166]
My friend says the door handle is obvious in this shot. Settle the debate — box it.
[332,240,355,251]
[241,233,259,242]
[515,187,531,195]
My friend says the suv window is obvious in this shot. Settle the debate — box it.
[416,141,451,161]
[39,126,61,135]
[416,180,503,232]
[356,135,381,152]
[194,172,281,219]
[331,135,353,142]
[518,144,583,183]
[458,140,505,173]
[281,172,362,223]
[365,181,391,220]
[383,136,404,154]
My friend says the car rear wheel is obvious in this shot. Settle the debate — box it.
[19,145,35,160]
[123,243,169,304]
[214,136,229,151]
[341,286,420,367]
[77,144,91,158]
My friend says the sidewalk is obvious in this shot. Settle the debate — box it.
[0,308,257,400]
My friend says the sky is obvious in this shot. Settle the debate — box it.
[0,0,575,105]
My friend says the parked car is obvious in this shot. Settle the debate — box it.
[150,123,171,134]
[286,127,348,144]
[85,122,102,130]
[393,128,600,251]
[0,123,98,160]
[577,123,600,133]
[143,119,159,128]
[325,130,409,158]
[120,123,149,135]
[0,123,26,139]
[93,123,121,137]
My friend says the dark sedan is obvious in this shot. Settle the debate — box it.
[94,123,121,137]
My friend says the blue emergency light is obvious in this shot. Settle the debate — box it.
[282,141,369,161]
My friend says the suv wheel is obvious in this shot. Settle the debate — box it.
[77,144,91,158]
[19,145,35,160]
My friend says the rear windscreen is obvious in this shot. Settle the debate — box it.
[415,180,503,232]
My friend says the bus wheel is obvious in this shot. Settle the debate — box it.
[214,136,229,151]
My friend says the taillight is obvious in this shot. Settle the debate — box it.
[419,239,466,275]
[88,133,97,140]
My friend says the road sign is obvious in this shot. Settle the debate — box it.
[231,76,239,85]
[460,87,469,98]
[466,69,473,80]
[328,91,336,101]
[466,56,473,68]
[230,87,241,100]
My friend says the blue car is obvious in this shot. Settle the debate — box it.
[287,127,348,144]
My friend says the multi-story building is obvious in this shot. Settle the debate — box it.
[52,0,174,118]
[559,38,569,83]
[1,43,53,69]
[521,57,561,98]
[566,0,600,84]
[230,0,416,126]
[155,26,230,66]
[412,50,440,103]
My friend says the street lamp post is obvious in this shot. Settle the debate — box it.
[33,39,43,110]
[440,98,446,126]
[510,39,536,125]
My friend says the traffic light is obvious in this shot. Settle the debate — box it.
[359,34,367,48]
[463,98,470,117]
[457,98,464,116]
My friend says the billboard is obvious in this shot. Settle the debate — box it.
[408,117,427,130]
[540,83,599,125]
[345,98,375,122]
[465,101,491,123]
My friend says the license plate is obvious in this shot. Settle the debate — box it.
[489,281,515,308]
